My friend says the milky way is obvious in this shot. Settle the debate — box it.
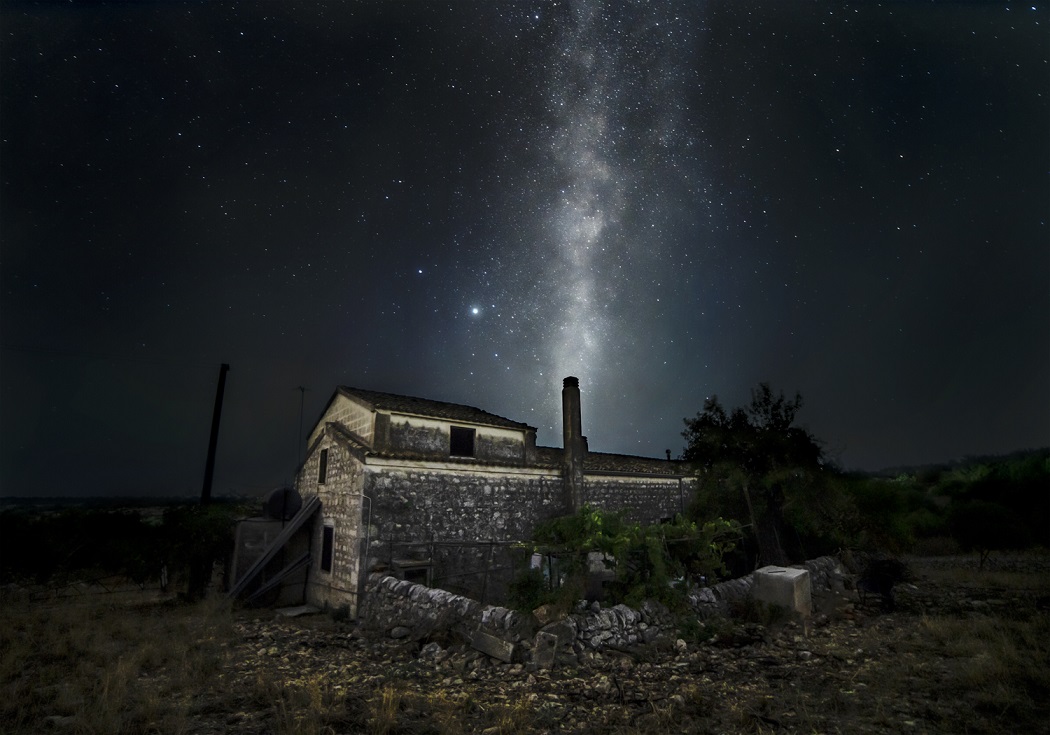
[2,1,1046,496]
[476,1,704,447]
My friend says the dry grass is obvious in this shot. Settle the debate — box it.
[916,613,1050,718]
[362,684,538,735]
[368,684,403,735]
[0,594,232,734]
[3,558,1048,735]
[919,564,1050,593]
[250,670,355,735]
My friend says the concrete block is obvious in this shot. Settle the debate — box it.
[470,629,515,663]
[753,566,812,618]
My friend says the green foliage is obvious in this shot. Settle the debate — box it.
[778,469,858,555]
[532,506,638,563]
[682,383,822,474]
[847,477,917,553]
[684,381,1048,562]
[506,566,583,615]
[506,567,549,612]
[682,383,824,567]
[522,506,741,610]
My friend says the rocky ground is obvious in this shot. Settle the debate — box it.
[181,555,1049,735]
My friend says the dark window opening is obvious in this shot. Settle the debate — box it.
[449,426,476,457]
[318,448,329,484]
[321,526,334,572]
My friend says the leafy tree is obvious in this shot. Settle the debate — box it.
[682,383,823,567]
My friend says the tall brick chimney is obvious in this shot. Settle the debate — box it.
[562,376,585,512]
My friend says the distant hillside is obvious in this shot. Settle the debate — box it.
[0,495,259,512]
[869,447,1049,479]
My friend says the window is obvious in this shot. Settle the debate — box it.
[449,426,475,457]
[318,448,329,484]
[321,526,334,572]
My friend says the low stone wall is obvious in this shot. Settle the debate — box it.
[687,555,848,618]
[569,598,678,650]
[360,555,849,664]
[360,573,681,663]
[359,573,534,642]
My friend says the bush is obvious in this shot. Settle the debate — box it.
[521,507,741,611]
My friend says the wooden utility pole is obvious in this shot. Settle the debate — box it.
[200,363,230,505]
[189,363,230,601]
[296,385,308,468]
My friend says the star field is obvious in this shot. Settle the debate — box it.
[1,1,1047,497]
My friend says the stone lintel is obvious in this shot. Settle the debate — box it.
[470,629,515,663]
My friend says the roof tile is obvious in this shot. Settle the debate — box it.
[337,386,532,431]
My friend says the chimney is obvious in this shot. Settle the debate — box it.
[562,376,585,512]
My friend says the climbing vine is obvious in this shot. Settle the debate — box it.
[517,506,741,611]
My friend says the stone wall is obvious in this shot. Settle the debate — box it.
[364,463,566,600]
[359,574,535,659]
[360,573,681,665]
[583,475,693,524]
[300,432,366,614]
[362,464,698,602]
[364,465,697,600]
[366,464,565,542]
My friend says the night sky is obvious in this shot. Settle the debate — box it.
[2,1,1047,498]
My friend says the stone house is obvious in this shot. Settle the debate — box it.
[232,376,695,615]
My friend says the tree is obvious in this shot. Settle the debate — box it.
[682,383,823,567]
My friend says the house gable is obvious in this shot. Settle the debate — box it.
[308,385,537,464]
[307,391,376,448]
[376,412,530,463]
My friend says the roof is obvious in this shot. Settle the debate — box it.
[336,386,534,431]
[535,446,688,476]
[584,451,688,476]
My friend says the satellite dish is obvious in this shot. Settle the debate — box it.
[264,486,302,520]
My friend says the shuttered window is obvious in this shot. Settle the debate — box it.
[318,448,329,484]
[321,526,334,572]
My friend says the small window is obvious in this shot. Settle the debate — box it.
[449,426,475,457]
[318,448,329,484]
[321,526,334,572]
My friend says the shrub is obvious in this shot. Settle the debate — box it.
[522,506,741,610]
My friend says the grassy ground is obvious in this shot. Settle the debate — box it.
[2,555,1048,734]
